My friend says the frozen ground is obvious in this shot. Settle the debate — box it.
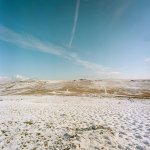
[0,96,150,150]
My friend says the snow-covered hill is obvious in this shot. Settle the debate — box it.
[0,79,150,99]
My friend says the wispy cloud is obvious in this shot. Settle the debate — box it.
[68,0,80,48]
[0,76,9,80]
[0,76,10,83]
[0,25,119,78]
[0,26,63,56]
[113,1,130,22]
[15,75,29,80]
[145,57,150,63]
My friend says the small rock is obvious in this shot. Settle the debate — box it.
[136,145,145,150]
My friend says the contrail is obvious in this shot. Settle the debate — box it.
[68,0,80,48]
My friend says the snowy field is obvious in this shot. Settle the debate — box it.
[0,96,150,150]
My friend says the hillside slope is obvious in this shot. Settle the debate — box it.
[0,79,150,99]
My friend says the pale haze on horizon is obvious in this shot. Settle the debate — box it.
[0,0,150,80]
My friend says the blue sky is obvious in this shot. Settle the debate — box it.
[0,0,150,79]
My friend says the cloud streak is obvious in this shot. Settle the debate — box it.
[68,0,80,48]
[0,26,63,56]
[145,57,150,63]
[0,25,119,78]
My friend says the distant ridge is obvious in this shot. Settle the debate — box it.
[0,79,150,99]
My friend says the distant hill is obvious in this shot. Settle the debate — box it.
[0,79,150,99]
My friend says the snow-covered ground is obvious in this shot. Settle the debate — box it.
[0,96,150,150]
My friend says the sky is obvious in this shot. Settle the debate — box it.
[0,0,150,80]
